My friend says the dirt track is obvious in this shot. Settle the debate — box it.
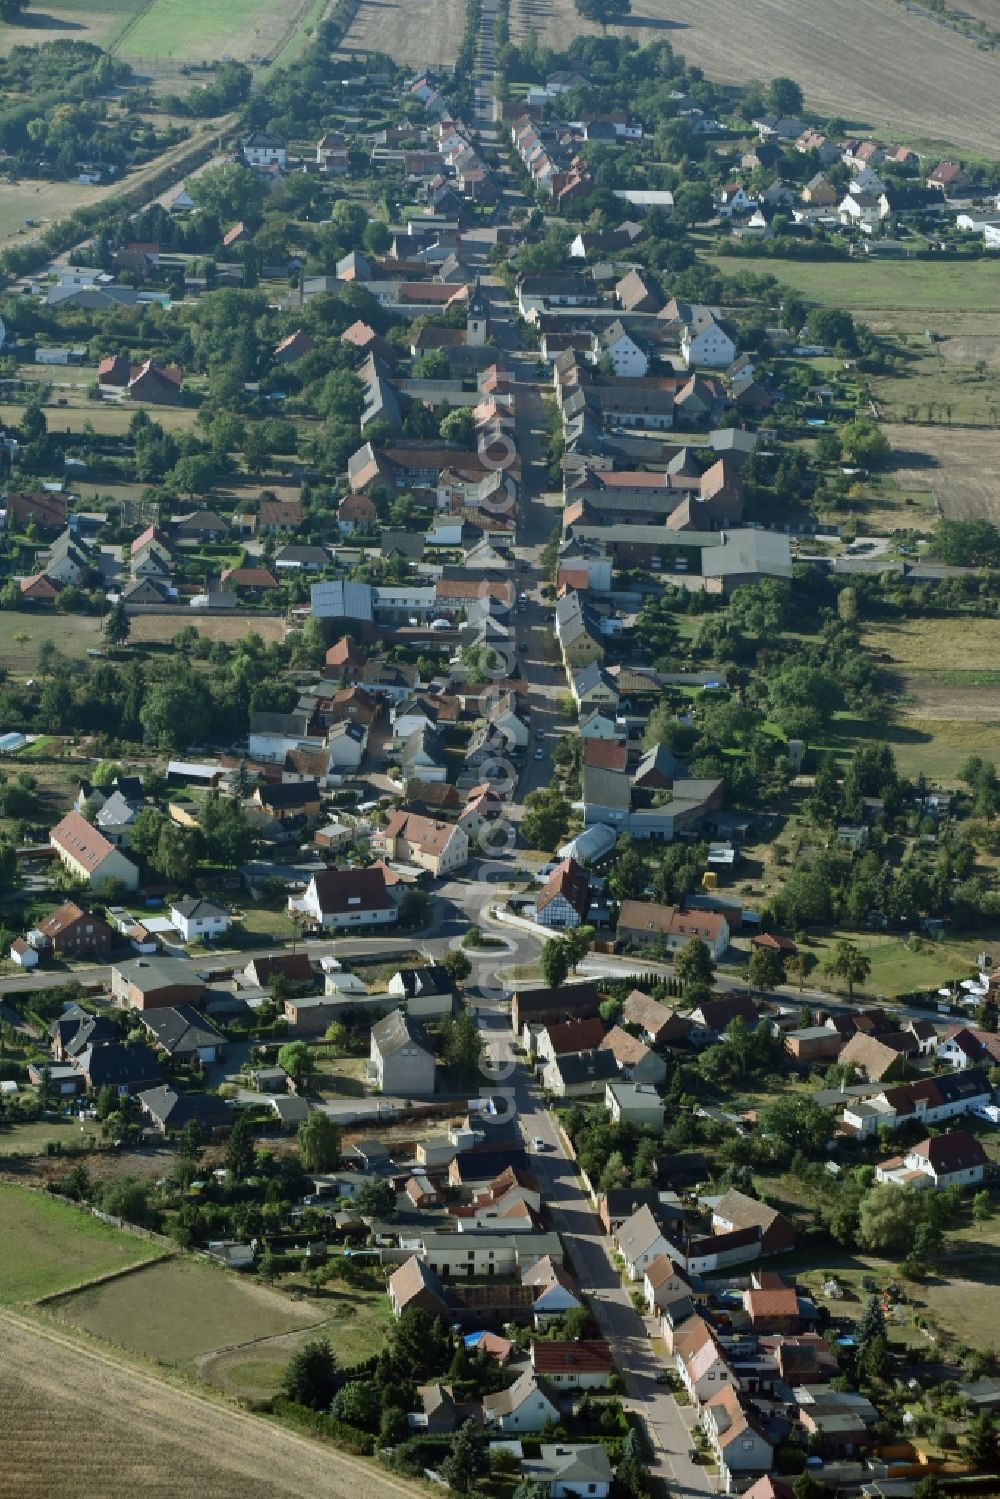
[0,1308,424,1499]
[515,0,1000,157]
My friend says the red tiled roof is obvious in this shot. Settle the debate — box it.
[530,1339,613,1375]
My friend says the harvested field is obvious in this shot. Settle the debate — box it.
[127,613,287,646]
[519,0,1000,156]
[0,1307,424,1499]
[0,1186,159,1304]
[884,422,1000,521]
[939,335,1000,368]
[334,0,465,66]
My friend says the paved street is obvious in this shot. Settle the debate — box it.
[468,970,711,1496]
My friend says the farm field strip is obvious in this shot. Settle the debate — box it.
[333,0,465,66]
[0,1307,425,1499]
[514,0,1000,156]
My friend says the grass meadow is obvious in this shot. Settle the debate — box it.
[53,1257,321,1365]
[0,1185,159,1304]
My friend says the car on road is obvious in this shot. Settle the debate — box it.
[532,1136,546,1151]
[535,728,544,739]
[534,748,544,760]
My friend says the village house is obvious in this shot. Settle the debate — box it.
[140,1006,226,1065]
[616,1204,674,1280]
[674,1314,732,1403]
[534,857,591,929]
[169,897,230,944]
[49,811,139,892]
[842,1067,991,1137]
[482,1370,561,1433]
[530,1340,613,1390]
[701,1383,774,1490]
[643,1255,694,1315]
[369,1010,436,1095]
[29,900,115,959]
[381,809,469,875]
[605,1080,665,1128]
[711,1190,796,1254]
[875,1130,988,1190]
[110,956,205,1012]
[617,901,730,960]
[292,867,398,930]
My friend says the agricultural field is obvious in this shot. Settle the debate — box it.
[865,614,1000,721]
[883,422,1000,523]
[0,1185,160,1304]
[52,1257,322,1366]
[0,1309,416,1499]
[0,0,323,65]
[334,0,465,67]
[517,0,1000,156]
[707,253,1000,320]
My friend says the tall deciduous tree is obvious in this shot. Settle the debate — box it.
[297,1112,341,1171]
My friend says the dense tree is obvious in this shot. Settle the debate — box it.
[103,600,130,647]
[966,1413,1000,1471]
[746,946,784,992]
[540,937,570,990]
[282,1337,338,1412]
[826,939,871,998]
[932,518,1000,567]
[441,1421,489,1494]
[441,1009,482,1079]
[225,1111,255,1181]
[521,786,571,851]
[674,937,715,989]
[840,418,890,468]
[347,1175,395,1219]
[443,949,472,985]
[297,1111,341,1171]
[277,1041,316,1088]
[766,76,804,115]
[758,1096,833,1161]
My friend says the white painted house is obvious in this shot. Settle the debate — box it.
[169,898,230,944]
[875,1130,987,1190]
[681,314,736,369]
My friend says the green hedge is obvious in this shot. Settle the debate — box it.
[270,1396,374,1453]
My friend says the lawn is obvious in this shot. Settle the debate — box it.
[705,252,1000,316]
[0,401,198,438]
[0,609,103,672]
[237,907,300,941]
[0,1185,160,1304]
[0,1116,93,1158]
[200,1280,393,1398]
[792,1247,1000,1354]
[796,709,1000,787]
[53,1257,321,1366]
[800,930,983,1000]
